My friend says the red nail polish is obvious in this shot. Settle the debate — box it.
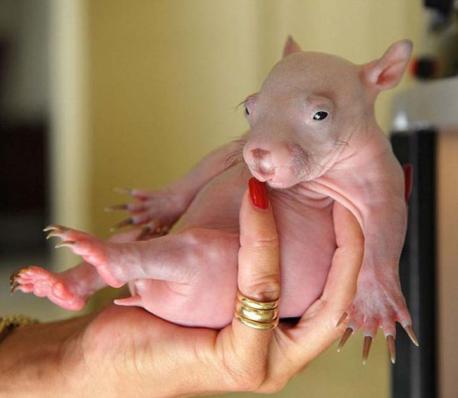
[402,163,413,202]
[248,178,268,209]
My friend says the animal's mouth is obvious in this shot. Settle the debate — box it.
[243,140,313,189]
[247,163,301,189]
[265,180,293,189]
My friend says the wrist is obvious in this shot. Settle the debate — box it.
[0,316,90,397]
[164,185,192,213]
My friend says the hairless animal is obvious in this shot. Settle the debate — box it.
[11,37,417,364]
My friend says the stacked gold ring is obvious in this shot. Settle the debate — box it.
[234,291,279,330]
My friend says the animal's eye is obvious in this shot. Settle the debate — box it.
[245,105,250,116]
[313,111,328,121]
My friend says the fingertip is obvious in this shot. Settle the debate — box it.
[321,204,364,311]
[239,182,277,248]
[333,203,364,250]
[248,178,269,210]
[238,180,280,303]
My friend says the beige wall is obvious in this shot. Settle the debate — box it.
[88,0,261,236]
[86,1,424,396]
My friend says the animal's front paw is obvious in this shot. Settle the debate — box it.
[338,269,418,364]
[105,187,186,234]
[10,265,86,311]
[44,224,123,288]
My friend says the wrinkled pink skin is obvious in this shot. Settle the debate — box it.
[16,38,413,339]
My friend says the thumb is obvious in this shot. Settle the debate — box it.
[238,178,280,301]
[228,178,280,376]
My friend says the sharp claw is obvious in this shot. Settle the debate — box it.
[137,225,154,241]
[337,327,353,352]
[113,187,132,195]
[104,204,129,212]
[10,281,19,294]
[43,225,58,232]
[110,218,133,232]
[46,231,63,240]
[336,312,348,327]
[9,270,19,286]
[362,336,373,365]
[9,269,24,294]
[386,335,396,364]
[43,224,68,233]
[55,240,76,249]
[403,324,420,347]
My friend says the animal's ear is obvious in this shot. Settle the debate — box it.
[362,40,413,91]
[283,35,302,58]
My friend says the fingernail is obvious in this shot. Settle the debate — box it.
[248,178,268,209]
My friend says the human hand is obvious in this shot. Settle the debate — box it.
[64,178,282,396]
[0,179,363,397]
[67,179,362,396]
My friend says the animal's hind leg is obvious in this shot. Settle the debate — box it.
[10,226,159,311]
[43,224,238,290]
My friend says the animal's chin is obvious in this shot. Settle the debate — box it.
[247,166,303,189]
[250,172,299,189]
[265,179,297,189]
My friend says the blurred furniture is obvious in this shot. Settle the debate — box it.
[0,118,49,255]
[391,77,458,398]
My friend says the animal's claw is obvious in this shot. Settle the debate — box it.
[43,225,57,232]
[55,240,76,249]
[137,222,158,241]
[43,225,77,245]
[337,327,353,352]
[43,224,68,233]
[135,221,170,241]
[9,268,28,294]
[9,274,20,293]
[46,231,64,240]
[7,265,87,311]
[10,281,19,294]
[403,324,419,347]
[113,187,132,195]
[362,336,373,365]
[104,204,129,212]
[386,335,396,364]
[9,269,20,286]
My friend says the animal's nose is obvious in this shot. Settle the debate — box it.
[251,148,275,178]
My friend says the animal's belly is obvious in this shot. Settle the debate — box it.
[273,190,336,318]
[134,163,336,327]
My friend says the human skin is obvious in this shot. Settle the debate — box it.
[12,37,416,360]
[0,186,363,397]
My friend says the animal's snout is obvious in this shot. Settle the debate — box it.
[250,148,275,178]
[243,139,310,188]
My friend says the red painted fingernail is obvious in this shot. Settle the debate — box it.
[248,178,268,209]
[403,163,413,202]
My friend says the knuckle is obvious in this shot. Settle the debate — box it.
[247,275,281,301]
[251,235,279,248]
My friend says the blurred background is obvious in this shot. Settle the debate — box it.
[1,0,457,397]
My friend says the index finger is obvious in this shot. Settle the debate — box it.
[320,201,364,313]
[274,202,363,363]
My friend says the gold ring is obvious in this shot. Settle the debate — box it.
[234,290,279,330]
